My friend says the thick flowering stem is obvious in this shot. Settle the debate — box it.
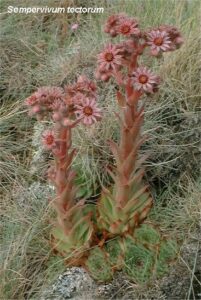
[50,125,78,233]
[25,76,101,241]
[59,127,69,160]
[114,81,144,207]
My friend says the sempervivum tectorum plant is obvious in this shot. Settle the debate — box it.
[25,77,102,264]
[96,13,183,238]
[24,12,183,273]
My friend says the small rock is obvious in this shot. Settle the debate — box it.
[40,267,95,299]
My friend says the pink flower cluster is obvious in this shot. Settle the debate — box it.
[104,14,140,37]
[64,75,101,125]
[96,13,183,92]
[25,86,64,120]
[25,76,102,150]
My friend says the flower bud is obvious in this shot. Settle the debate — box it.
[32,105,41,114]
[62,118,72,127]
[52,112,62,122]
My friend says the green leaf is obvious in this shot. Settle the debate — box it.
[51,227,72,253]
[123,191,150,215]
[97,206,111,230]
[75,220,92,243]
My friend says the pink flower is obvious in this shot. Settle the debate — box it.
[71,23,79,31]
[34,87,51,107]
[42,129,56,150]
[35,87,64,104]
[146,26,183,56]
[75,98,102,126]
[72,92,86,105]
[159,25,183,50]
[117,18,140,37]
[51,98,64,109]
[49,87,64,100]
[132,66,160,93]
[97,43,123,72]
[76,75,97,95]
[104,13,126,37]
[65,76,97,99]
[146,30,171,56]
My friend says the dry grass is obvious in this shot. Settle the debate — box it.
[0,0,200,298]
